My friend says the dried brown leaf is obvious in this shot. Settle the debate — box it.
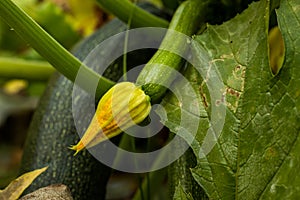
[0,166,48,200]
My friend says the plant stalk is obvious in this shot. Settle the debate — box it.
[0,57,55,81]
[96,0,169,28]
[136,0,209,102]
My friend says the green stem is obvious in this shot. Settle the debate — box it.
[113,131,168,200]
[122,29,129,81]
[136,0,209,102]
[0,57,55,81]
[137,174,145,200]
[132,157,168,200]
[96,0,169,28]
[0,0,114,98]
[130,132,172,200]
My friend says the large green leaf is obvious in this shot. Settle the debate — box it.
[158,0,300,199]
[258,0,300,198]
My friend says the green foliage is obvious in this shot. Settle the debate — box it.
[157,0,300,199]
[173,184,194,200]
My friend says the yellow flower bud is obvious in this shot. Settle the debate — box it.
[70,82,151,155]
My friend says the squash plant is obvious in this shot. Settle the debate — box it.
[0,0,299,199]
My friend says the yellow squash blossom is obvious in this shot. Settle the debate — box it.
[70,82,151,154]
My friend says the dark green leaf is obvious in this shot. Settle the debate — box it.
[259,0,300,198]
[158,0,300,199]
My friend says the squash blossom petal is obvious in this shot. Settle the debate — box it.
[70,82,151,155]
